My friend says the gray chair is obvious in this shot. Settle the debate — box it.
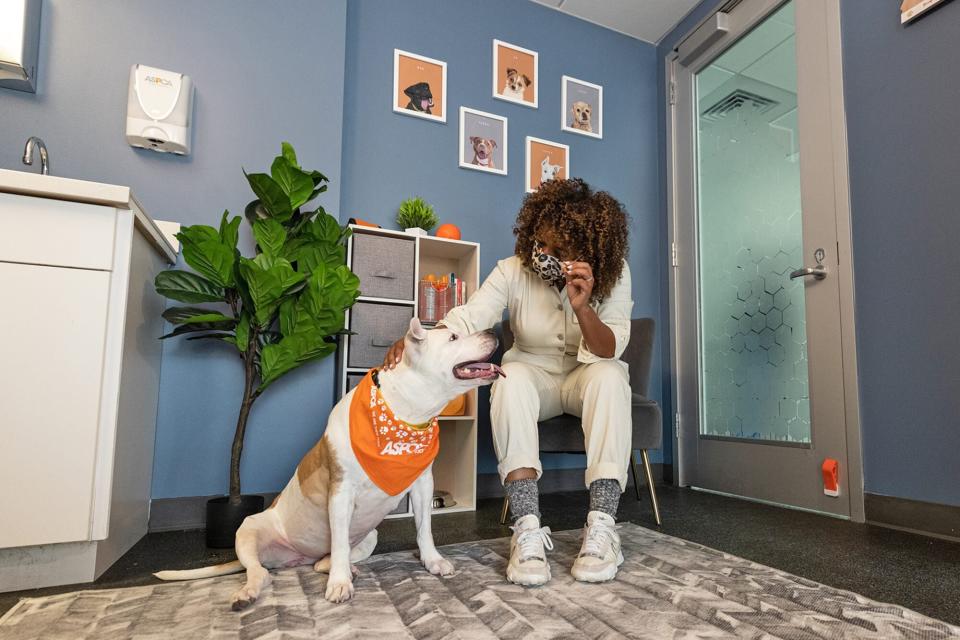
[496,317,662,526]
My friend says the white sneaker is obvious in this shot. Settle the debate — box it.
[571,511,623,583]
[506,514,554,586]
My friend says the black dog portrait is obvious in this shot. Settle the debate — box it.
[404,82,434,114]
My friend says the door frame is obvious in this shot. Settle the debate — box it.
[665,0,865,522]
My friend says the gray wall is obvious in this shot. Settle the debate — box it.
[340,0,661,474]
[0,0,348,499]
[657,0,960,507]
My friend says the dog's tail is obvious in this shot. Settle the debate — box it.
[154,560,244,581]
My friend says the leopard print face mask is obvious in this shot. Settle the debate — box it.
[531,243,565,287]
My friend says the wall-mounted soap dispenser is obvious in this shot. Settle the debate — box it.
[125,64,194,156]
[0,0,43,93]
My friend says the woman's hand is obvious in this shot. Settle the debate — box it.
[563,260,594,311]
[382,338,405,370]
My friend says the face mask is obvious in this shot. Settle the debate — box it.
[531,244,565,286]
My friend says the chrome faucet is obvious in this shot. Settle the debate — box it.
[22,136,49,175]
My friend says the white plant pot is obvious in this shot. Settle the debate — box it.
[404,227,429,236]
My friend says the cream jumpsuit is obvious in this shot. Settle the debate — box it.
[440,255,634,491]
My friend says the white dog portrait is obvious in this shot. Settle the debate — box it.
[525,136,569,193]
[562,76,603,139]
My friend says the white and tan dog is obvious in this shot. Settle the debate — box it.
[155,318,503,609]
[501,67,531,100]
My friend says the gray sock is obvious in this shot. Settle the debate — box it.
[505,478,540,521]
[589,479,620,518]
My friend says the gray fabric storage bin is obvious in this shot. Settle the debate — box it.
[351,233,416,301]
[348,302,414,368]
[346,373,366,392]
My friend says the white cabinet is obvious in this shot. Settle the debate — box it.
[0,171,177,592]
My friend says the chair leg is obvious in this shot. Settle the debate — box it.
[640,449,662,526]
[630,451,643,501]
[500,496,510,525]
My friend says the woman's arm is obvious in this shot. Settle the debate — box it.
[565,259,633,362]
[383,258,512,368]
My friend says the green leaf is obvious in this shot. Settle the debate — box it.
[218,210,241,250]
[308,169,329,186]
[162,306,236,325]
[235,312,251,353]
[159,321,236,340]
[244,171,292,221]
[271,157,314,210]
[238,257,305,327]
[258,335,336,391]
[252,218,287,258]
[176,225,236,287]
[291,241,346,275]
[155,270,225,303]
[281,142,298,167]
[185,332,236,343]
[307,212,343,244]
[244,199,270,225]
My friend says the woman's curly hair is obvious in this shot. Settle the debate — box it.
[513,178,630,303]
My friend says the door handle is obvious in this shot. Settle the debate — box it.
[789,265,827,280]
[789,247,828,281]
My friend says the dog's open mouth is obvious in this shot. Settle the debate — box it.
[453,360,505,380]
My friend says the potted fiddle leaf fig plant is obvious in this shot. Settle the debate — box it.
[155,142,360,547]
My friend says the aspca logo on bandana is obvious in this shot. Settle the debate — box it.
[379,441,429,456]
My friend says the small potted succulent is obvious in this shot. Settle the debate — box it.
[397,196,438,236]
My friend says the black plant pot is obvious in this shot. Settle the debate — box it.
[205,495,264,548]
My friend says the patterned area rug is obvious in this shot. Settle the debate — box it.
[1,523,958,640]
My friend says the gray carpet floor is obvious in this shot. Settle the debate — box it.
[2,523,958,640]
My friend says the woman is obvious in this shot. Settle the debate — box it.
[383,178,633,585]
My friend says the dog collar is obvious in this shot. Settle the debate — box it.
[370,368,436,432]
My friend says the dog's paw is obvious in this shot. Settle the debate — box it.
[422,555,455,577]
[324,578,355,603]
[230,586,258,611]
[313,556,331,573]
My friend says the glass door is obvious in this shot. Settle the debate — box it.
[696,1,809,446]
[671,0,858,517]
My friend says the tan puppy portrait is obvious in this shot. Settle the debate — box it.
[562,75,603,138]
[502,68,532,101]
[570,100,593,133]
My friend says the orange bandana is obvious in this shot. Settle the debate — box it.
[350,369,440,496]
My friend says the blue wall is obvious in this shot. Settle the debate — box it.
[0,0,348,499]
[340,0,661,474]
[840,0,960,507]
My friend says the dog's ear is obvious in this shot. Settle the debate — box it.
[542,155,550,166]
[407,317,428,343]
[506,68,517,77]
[522,74,531,86]
[491,140,497,148]
[470,136,480,144]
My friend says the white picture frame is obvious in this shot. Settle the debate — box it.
[561,75,603,139]
[393,49,447,123]
[492,39,539,108]
[525,136,570,193]
[459,107,508,175]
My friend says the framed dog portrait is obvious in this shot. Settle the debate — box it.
[525,136,569,193]
[561,76,602,139]
[393,49,447,123]
[492,40,538,108]
[459,107,508,175]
